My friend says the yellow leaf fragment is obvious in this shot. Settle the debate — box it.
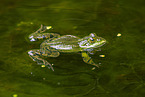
[13,94,18,97]
[92,67,96,70]
[117,33,121,37]
[46,26,52,29]
[99,55,105,57]
[41,65,45,67]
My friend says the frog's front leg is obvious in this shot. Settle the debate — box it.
[28,47,60,71]
[29,24,60,41]
[81,52,100,68]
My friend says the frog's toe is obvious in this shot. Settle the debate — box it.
[43,61,54,71]
[46,63,54,71]
[93,63,100,68]
[37,61,43,65]
[36,60,54,71]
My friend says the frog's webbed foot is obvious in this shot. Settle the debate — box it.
[28,49,54,71]
[81,52,100,68]
[37,59,54,71]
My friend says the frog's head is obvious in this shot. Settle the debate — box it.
[79,33,106,49]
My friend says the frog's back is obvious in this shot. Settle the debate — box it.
[44,35,81,52]
[53,35,79,42]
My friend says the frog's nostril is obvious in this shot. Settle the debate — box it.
[97,39,100,41]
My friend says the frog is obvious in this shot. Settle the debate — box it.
[27,24,106,71]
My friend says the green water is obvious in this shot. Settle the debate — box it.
[0,0,145,97]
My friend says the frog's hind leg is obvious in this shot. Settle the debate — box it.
[28,48,59,71]
[29,24,60,41]
[40,46,60,58]
[29,32,60,42]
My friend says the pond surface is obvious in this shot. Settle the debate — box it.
[0,0,145,97]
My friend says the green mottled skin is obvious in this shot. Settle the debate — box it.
[27,24,106,71]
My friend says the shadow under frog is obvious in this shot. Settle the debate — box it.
[27,24,106,71]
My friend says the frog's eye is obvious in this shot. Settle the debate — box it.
[90,37,94,41]
[89,37,96,43]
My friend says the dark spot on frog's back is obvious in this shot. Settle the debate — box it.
[42,35,46,39]
[50,34,53,38]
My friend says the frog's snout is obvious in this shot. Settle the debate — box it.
[101,38,107,44]
[104,39,108,44]
[102,40,106,43]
